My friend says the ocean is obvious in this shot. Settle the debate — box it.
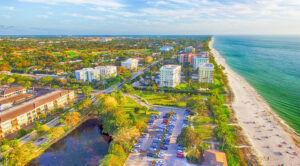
[214,35,300,134]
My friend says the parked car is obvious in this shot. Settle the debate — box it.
[161,146,168,150]
[147,153,155,158]
[158,152,164,158]
[177,153,184,158]
[177,146,185,151]
[141,133,147,138]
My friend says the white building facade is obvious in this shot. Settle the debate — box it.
[193,55,209,70]
[160,65,181,88]
[198,63,214,84]
[121,58,139,70]
[75,66,117,82]
[185,46,195,53]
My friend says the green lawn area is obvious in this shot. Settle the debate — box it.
[66,51,79,58]
[135,91,187,108]
[120,97,158,123]
[175,83,188,90]
[191,115,215,140]
[52,52,61,56]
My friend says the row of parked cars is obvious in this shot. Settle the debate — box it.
[148,112,177,166]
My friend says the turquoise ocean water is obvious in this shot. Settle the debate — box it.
[214,36,300,134]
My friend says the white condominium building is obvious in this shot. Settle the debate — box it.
[121,58,139,70]
[185,46,195,53]
[75,66,117,82]
[160,65,181,88]
[193,54,209,70]
[95,66,117,79]
[198,63,214,84]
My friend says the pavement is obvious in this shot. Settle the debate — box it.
[124,95,197,166]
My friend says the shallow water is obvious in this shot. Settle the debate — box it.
[214,35,300,134]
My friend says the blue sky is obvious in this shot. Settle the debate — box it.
[1,0,300,35]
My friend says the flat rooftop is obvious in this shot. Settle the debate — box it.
[199,63,214,69]
[160,65,181,70]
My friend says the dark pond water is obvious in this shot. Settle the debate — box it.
[28,119,111,166]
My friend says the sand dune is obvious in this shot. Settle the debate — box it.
[210,37,300,166]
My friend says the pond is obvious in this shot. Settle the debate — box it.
[28,119,111,166]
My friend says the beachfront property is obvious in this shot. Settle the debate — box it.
[178,52,194,64]
[203,150,228,166]
[75,66,117,82]
[159,46,174,51]
[198,63,214,84]
[193,54,209,70]
[0,86,26,98]
[0,90,75,138]
[159,65,181,88]
[185,46,195,53]
[121,58,139,70]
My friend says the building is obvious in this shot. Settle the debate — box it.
[178,52,194,64]
[203,150,228,166]
[121,58,139,70]
[159,46,174,52]
[0,86,26,98]
[198,63,214,84]
[95,66,117,79]
[160,65,181,88]
[75,66,117,82]
[193,54,209,70]
[0,94,33,111]
[75,68,99,82]
[0,90,75,138]
[185,46,195,53]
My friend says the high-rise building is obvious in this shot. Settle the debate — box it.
[75,66,117,82]
[198,63,214,83]
[121,58,139,70]
[193,54,209,70]
[178,52,194,64]
[185,46,195,53]
[160,65,181,87]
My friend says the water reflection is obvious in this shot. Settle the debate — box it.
[28,119,111,166]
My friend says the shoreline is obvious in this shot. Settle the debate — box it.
[209,37,300,166]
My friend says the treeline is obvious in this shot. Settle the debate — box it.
[96,91,156,166]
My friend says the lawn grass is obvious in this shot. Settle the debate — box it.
[191,114,215,140]
[66,51,79,58]
[120,97,158,123]
[135,91,187,108]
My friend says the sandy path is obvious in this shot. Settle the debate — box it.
[210,37,300,166]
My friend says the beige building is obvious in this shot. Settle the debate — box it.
[95,66,117,79]
[0,90,75,138]
[198,63,214,84]
[0,86,26,98]
[160,65,181,88]
[121,58,139,70]
[203,150,228,166]
[75,66,117,82]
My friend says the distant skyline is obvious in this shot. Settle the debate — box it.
[1,0,300,35]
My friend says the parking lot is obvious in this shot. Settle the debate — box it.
[124,106,196,166]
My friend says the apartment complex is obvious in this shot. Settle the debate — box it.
[159,46,174,51]
[185,46,195,53]
[75,66,117,82]
[160,65,181,88]
[0,90,75,138]
[178,52,194,64]
[193,54,209,70]
[121,58,139,70]
[0,86,26,98]
[203,150,228,166]
[0,93,33,111]
[198,63,214,83]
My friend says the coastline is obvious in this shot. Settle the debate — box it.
[209,37,300,166]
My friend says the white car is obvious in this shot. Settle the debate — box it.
[158,152,164,158]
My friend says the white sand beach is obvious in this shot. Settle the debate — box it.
[210,37,300,166]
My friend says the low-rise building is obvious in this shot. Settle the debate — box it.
[0,86,26,98]
[193,54,209,70]
[160,65,181,88]
[121,58,139,70]
[185,46,195,53]
[198,63,214,83]
[203,150,228,166]
[159,46,174,51]
[75,66,117,82]
[0,90,75,138]
[0,94,33,111]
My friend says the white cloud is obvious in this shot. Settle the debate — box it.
[19,0,125,8]
[3,6,15,10]
[64,13,104,21]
